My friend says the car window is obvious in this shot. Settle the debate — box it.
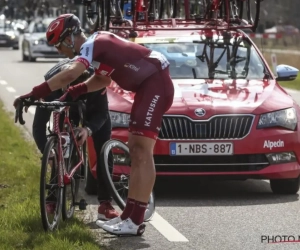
[143,38,266,80]
[28,19,54,33]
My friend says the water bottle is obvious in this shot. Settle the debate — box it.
[61,132,70,158]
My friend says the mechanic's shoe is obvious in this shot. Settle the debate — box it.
[102,218,146,236]
[46,202,56,214]
[98,201,120,220]
[96,216,122,228]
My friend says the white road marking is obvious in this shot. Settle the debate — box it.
[150,212,189,242]
[6,87,16,92]
[0,80,7,85]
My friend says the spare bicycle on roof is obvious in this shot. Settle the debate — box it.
[82,0,262,33]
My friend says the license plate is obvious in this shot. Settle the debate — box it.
[0,40,6,44]
[170,142,233,155]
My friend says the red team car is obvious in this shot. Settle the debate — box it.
[85,26,300,195]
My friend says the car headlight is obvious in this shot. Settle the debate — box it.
[5,31,16,40]
[109,111,130,128]
[257,108,297,130]
[33,39,46,45]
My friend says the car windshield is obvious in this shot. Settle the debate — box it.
[143,36,266,80]
[0,21,13,30]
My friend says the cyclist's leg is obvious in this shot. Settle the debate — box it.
[126,69,174,223]
[102,68,174,235]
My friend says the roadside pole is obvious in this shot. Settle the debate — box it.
[271,53,278,76]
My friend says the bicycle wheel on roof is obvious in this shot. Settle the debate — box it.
[83,0,111,31]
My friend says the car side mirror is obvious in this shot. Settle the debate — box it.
[276,64,299,82]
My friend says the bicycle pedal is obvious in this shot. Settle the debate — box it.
[74,199,88,210]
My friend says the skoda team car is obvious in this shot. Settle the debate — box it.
[22,18,65,62]
[86,29,300,195]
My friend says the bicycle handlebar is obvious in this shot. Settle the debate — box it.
[14,99,86,125]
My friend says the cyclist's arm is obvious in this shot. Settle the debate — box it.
[47,61,86,91]
[84,74,111,92]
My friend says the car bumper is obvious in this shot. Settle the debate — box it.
[31,51,65,58]
[110,128,300,180]
[0,39,19,47]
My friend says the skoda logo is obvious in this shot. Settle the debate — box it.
[195,108,206,117]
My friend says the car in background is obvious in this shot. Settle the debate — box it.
[11,19,28,34]
[86,28,300,195]
[0,15,19,50]
[22,18,65,62]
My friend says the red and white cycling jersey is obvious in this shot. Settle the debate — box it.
[76,31,169,91]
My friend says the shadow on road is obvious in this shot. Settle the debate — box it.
[154,176,299,207]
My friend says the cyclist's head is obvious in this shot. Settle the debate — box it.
[46,14,82,53]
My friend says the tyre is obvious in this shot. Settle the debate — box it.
[40,136,63,231]
[243,0,261,32]
[62,130,81,220]
[270,176,300,195]
[100,139,156,221]
[85,0,110,32]
[148,0,163,20]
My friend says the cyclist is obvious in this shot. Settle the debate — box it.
[32,58,120,220]
[13,13,174,236]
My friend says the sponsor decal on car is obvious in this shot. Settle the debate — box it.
[263,139,284,150]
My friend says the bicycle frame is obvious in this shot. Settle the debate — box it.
[51,105,84,187]
[15,100,85,188]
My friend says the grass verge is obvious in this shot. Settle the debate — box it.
[0,101,102,250]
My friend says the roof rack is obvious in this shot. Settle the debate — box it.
[84,0,262,33]
[109,18,256,31]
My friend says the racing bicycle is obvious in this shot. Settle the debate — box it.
[15,99,88,231]
[15,99,156,227]
[82,0,262,32]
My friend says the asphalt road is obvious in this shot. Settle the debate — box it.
[1,48,300,250]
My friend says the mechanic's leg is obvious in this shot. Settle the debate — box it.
[92,128,113,203]
[32,90,63,154]
[125,134,156,225]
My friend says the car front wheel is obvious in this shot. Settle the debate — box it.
[270,176,300,194]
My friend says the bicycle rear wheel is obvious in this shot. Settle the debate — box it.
[100,139,155,221]
[244,0,261,32]
[62,130,81,221]
[40,136,63,231]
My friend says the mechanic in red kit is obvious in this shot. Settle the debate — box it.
[13,14,174,236]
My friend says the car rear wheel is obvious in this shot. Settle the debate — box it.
[28,51,36,62]
[270,176,300,194]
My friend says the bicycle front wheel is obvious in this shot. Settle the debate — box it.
[40,136,63,231]
[100,139,155,222]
